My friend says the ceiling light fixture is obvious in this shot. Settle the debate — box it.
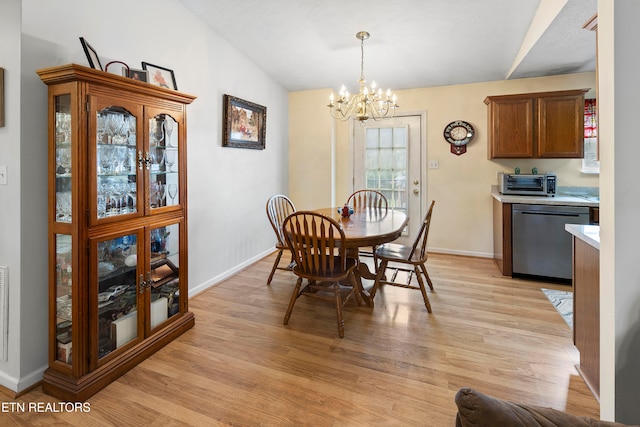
[327,31,398,122]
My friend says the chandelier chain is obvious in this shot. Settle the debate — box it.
[359,35,365,83]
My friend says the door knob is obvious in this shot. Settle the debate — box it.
[413,188,419,195]
[413,180,419,185]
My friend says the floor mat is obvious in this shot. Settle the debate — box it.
[542,288,573,329]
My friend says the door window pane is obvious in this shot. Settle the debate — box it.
[363,127,408,211]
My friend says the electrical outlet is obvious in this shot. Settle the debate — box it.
[428,160,439,169]
[0,165,6,185]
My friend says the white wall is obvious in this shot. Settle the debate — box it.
[598,1,640,423]
[0,0,24,391]
[0,0,288,393]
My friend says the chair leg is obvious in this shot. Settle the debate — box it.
[267,249,284,285]
[419,262,434,290]
[350,269,365,306]
[371,245,378,269]
[333,282,345,338]
[369,259,388,302]
[284,277,303,325]
[414,266,432,313]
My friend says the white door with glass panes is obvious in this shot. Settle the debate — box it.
[354,115,423,245]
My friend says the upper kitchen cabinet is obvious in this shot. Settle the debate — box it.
[485,89,589,159]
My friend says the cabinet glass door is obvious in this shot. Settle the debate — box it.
[148,221,181,330]
[55,234,73,365]
[149,114,179,210]
[96,106,139,219]
[55,95,72,223]
[94,232,141,362]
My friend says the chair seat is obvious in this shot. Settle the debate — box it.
[292,256,358,281]
[375,243,421,264]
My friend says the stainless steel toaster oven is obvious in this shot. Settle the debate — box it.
[498,172,557,196]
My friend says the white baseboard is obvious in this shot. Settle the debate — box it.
[0,363,47,395]
[428,247,493,259]
[189,248,274,298]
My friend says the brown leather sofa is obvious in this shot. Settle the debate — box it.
[454,387,637,427]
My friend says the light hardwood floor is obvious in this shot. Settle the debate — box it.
[1,253,599,426]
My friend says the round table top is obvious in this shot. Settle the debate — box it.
[314,207,408,248]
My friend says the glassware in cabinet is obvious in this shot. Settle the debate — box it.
[148,113,180,209]
[95,106,140,219]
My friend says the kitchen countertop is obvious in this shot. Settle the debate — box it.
[565,224,600,250]
[491,185,599,207]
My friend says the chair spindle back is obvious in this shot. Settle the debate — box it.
[347,190,388,211]
[409,200,436,261]
[282,211,347,278]
[266,195,296,246]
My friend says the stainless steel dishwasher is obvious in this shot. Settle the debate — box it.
[512,204,590,280]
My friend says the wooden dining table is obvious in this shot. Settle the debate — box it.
[314,207,408,305]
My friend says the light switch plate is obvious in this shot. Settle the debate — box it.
[428,160,439,169]
[0,165,7,185]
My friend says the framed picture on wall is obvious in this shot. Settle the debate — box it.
[79,37,103,71]
[141,62,177,90]
[222,94,266,150]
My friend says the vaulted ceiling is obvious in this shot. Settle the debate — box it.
[178,0,597,92]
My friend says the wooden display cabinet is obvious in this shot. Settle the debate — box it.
[485,89,589,159]
[38,64,196,401]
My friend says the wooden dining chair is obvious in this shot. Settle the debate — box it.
[265,194,296,285]
[347,189,389,262]
[282,211,361,338]
[347,189,388,211]
[370,200,436,312]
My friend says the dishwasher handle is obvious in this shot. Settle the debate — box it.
[518,211,584,217]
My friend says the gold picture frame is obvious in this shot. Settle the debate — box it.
[0,67,4,127]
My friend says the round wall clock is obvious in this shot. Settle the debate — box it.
[443,120,475,155]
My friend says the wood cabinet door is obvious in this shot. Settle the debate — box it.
[537,94,585,158]
[487,97,534,158]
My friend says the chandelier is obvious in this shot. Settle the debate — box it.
[327,31,398,122]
